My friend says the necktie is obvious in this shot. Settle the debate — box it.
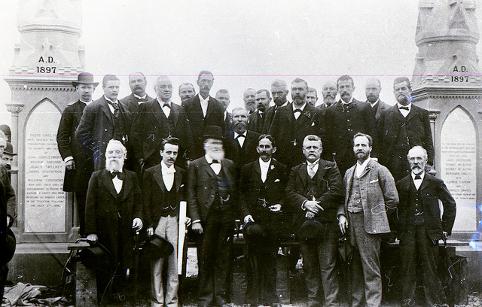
[163,103,171,108]
[414,174,421,180]
[399,106,409,111]
[108,101,120,118]
[236,134,245,139]
[110,171,124,180]
[294,109,302,119]
[210,160,220,165]
[308,163,317,178]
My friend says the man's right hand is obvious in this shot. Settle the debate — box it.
[244,215,255,224]
[338,215,348,235]
[304,200,323,214]
[65,160,75,170]
[147,227,154,236]
[191,222,203,234]
[86,234,98,242]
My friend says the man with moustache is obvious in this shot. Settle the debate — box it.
[324,75,376,175]
[286,135,344,307]
[378,77,434,181]
[143,137,186,307]
[120,72,152,115]
[85,140,143,303]
[247,89,271,133]
[318,81,337,109]
[215,89,232,134]
[179,83,196,107]
[396,146,455,307]
[240,135,287,306]
[338,133,398,307]
[131,75,191,170]
[183,71,225,159]
[187,126,237,307]
[263,79,290,133]
[243,88,257,114]
[269,78,321,168]
[305,87,319,106]
[57,72,97,236]
[365,78,389,124]
[76,74,132,170]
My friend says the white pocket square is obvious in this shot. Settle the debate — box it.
[180,184,185,187]
[311,122,315,126]
[369,179,379,183]
[274,179,280,182]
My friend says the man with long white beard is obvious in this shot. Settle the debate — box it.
[85,139,143,304]
[187,126,237,307]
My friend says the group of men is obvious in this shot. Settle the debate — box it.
[55,70,456,307]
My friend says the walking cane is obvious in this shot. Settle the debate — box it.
[132,230,140,304]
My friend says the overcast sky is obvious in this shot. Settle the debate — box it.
[1,0,482,125]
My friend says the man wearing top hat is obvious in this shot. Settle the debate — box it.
[57,72,97,236]
[143,137,186,307]
[187,125,237,307]
[286,134,344,307]
[85,139,143,303]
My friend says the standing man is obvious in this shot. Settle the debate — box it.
[318,81,337,109]
[187,126,237,307]
[57,72,97,237]
[286,135,344,307]
[179,83,196,107]
[305,87,318,106]
[263,80,290,134]
[269,78,321,168]
[338,133,398,307]
[215,89,232,134]
[131,75,191,170]
[365,78,389,124]
[120,72,152,115]
[397,146,456,307]
[240,134,287,306]
[247,89,271,133]
[184,71,225,159]
[76,74,132,170]
[324,75,376,175]
[243,88,257,114]
[85,140,143,304]
[143,137,186,307]
[378,77,434,181]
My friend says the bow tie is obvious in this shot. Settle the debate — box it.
[163,103,171,108]
[236,134,246,139]
[414,174,421,180]
[209,160,220,165]
[107,101,119,109]
[110,171,125,180]
[293,109,302,114]
[399,106,409,111]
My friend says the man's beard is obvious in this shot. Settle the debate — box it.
[207,150,224,161]
[367,95,378,103]
[106,158,124,172]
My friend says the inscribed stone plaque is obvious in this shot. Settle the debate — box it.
[440,107,477,232]
[24,100,65,233]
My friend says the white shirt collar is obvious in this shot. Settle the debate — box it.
[355,158,371,176]
[293,102,307,111]
[341,97,353,105]
[79,99,92,104]
[157,97,171,106]
[205,155,220,164]
[133,93,147,100]
[397,102,411,110]
[104,96,118,104]
[199,94,209,103]
[161,161,176,174]
[411,171,425,181]
[307,159,320,167]
[234,131,247,138]
[259,158,271,168]
[369,99,379,108]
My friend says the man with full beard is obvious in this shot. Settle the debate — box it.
[243,88,257,114]
[85,140,143,304]
[263,79,290,133]
[247,89,271,133]
[187,126,237,307]
[318,81,337,109]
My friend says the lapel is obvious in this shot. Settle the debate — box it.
[150,99,165,127]
[221,159,234,185]
[174,166,183,192]
[357,159,374,179]
[205,96,215,119]
[298,163,309,189]
[313,160,328,181]
[101,170,118,198]
[297,104,316,127]
[152,164,166,193]
[201,157,216,178]
[345,166,355,201]
[405,105,419,123]
[375,101,383,120]
[170,103,180,127]
[100,97,113,125]
[191,95,204,121]
[244,131,256,151]
[253,159,262,182]
[118,171,133,201]
[389,105,404,128]
[418,173,431,192]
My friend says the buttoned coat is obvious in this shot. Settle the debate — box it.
[339,159,398,234]
[224,130,260,170]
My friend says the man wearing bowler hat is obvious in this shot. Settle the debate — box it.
[57,72,97,236]
[286,134,344,307]
[187,125,237,307]
[143,137,186,307]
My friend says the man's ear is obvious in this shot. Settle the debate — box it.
[272,147,277,154]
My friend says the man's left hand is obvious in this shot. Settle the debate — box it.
[132,218,143,231]
[269,204,281,212]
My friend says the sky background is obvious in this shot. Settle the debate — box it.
[1,0,482,126]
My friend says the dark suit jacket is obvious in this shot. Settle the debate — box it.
[131,99,192,168]
[85,169,142,267]
[239,159,288,222]
[57,100,93,192]
[269,103,322,167]
[0,166,16,235]
[247,111,265,133]
[286,159,344,228]
[184,95,225,159]
[224,112,232,135]
[396,174,456,240]
[378,105,434,179]
[76,96,132,170]
[143,164,186,228]
[367,100,390,122]
[262,103,290,134]
[187,157,236,222]
[120,93,152,116]
[224,130,261,170]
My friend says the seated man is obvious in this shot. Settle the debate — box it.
[85,139,143,304]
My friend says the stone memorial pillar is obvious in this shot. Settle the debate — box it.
[4,0,85,243]
[412,0,482,240]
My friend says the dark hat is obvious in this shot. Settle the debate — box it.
[1,228,16,264]
[4,142,16,156]
[80,241,112,269]
[0,125,11,137]
[144,234,174,259]
[203,125,224,141]
[243,221,267,240]
[72,72,99,87]
[296,219,324,242]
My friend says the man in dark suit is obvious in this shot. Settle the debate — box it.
[378,77,434,181]
[269,78,321,168]
[247,89,271,133]
[187,126,237,307]
[365,78,389,125]
[143,137,186,307]
[240,134,287,306]
[183,71,225,160]
[131,76,191,170]
[324,75,376,175]
[286,135,344,307]
[120,72,152,115]
[396,146,456,307]
[57,72,97,236]
[179,82,196,107]
[263,79,290,134]
[215,89,232,134]
[76,74,132,170]
[85,140,143,304]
